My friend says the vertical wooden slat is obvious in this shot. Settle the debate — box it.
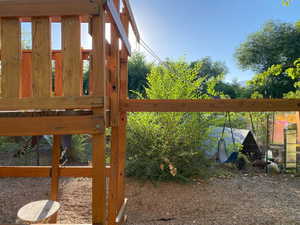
[62,16,82,96]
[54,53,63,96]
[32,17,52,97]
[21,52,33,97]
[90,12,106,97]
[92,132,106,225]
[50,135,61,223]
[1,18,21,98]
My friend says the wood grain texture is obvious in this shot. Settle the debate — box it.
[0,166,111,177]
[92,133,106,224]
[116,9,129,214]
[51,135,61,201]
[0,96,103,111]
[1,18,21,98]
[0,0,99,17]
[0,115,104,136]
[0,49,91,60]
[50,135,61,223]
[108,127,119,225]
[120,99,300,113]
[62,16,82,96]
[32,17,52,97]
[54,53,63,96]
[21,52,33,97]
[109,10,120,127]
[90,14,106,97]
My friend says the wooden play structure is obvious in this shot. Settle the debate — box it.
[0,0,300,225]
[0,0,139,224]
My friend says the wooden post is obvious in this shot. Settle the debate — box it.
[90,2,106,223]
[92,132,106,225]
[108,0,121,224]
[116,8,129,213]
[50,135,61,223]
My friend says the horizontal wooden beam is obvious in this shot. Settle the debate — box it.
[0,0,99,17]
[122,0,140,42]
[105,0,131,55]
[0,166,111,177]
[0,115,104,136]
[120,99,300,112]
[0,96,104,111]
[20,16,91,23]
[0,47,111,60]
[0,166,51,177]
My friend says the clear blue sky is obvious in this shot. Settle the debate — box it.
[129,0,300,82]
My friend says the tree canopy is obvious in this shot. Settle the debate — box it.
[235,20,300,73]
[235,20,300,98]
[128,52,152,98]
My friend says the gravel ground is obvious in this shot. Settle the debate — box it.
[0,173,299,225]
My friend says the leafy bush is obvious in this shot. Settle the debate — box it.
[126,59,222,182]
[70,135,91,163]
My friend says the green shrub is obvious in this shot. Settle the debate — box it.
[70,135,91,163]
[126,59,222,182]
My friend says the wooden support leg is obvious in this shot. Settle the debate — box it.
[49,135,61,223]
[108,127,119,225]
[92,134,106,225]
[117,112,126,211]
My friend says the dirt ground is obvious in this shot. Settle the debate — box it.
[0,172,299,225]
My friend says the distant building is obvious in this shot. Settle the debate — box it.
[272,112,300,144]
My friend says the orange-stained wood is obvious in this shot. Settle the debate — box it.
[116,9,129,214]
[54,53,63,96]
[50,135,61,223]
[21,52,33,97]
[0,96,103,111]
[90,14,106,97]
[0,166,111,177]
[120,99,300,113]
[1,18,21,98]
[108,1,121,224]
[32,17,52,97]
[62,16,82,96]
[92,132,106,224]
[51,135,61,201]
[0,0,99,17]
[0,115,104,136]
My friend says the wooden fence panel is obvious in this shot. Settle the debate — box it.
[62,16,82,96]
[32,17,52,97]
[1,18,21,98]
